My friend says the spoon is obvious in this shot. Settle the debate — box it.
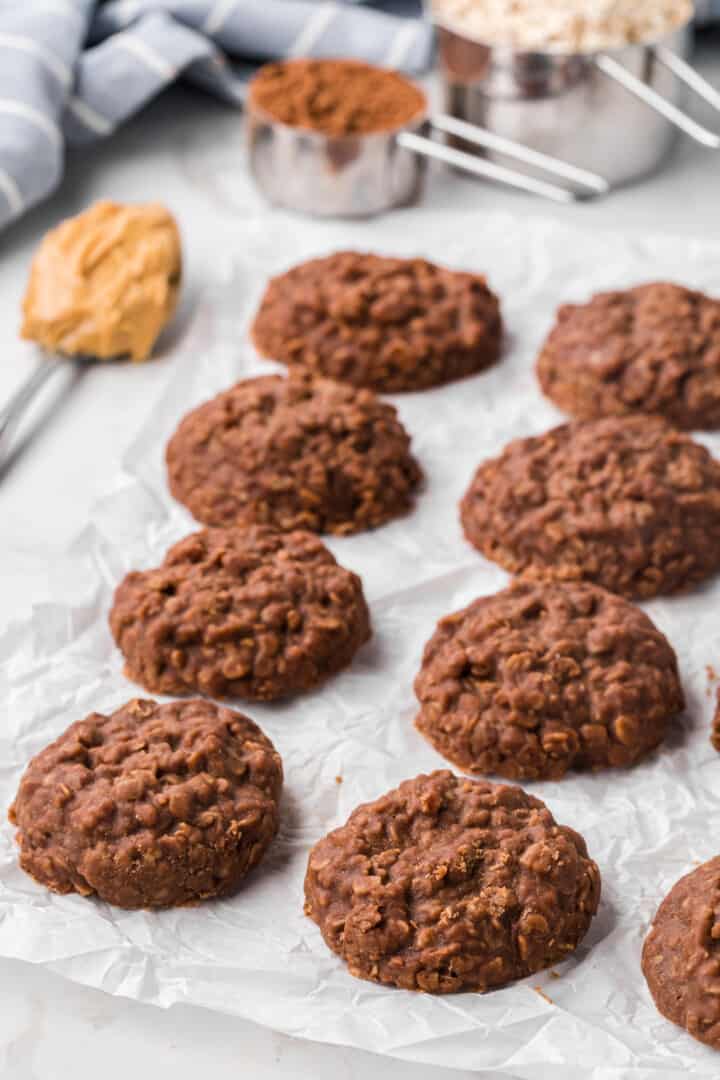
[0,361,60,462]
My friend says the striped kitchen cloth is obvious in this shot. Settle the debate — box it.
[0,0,433,230]
[696,0,720,21]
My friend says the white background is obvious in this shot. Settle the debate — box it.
[1,31,720,1080]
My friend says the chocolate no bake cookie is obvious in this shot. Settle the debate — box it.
[643,857,720,1050]
[8,698,283,909]
[110,527,371,700]
[305,770,601,993]
[460,414,720,599]
[166,373,422,533]
[250,251,502,392]
[537,283,720,430]
[414,582,683,781]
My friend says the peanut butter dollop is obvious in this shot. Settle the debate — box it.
[21,200,182,362]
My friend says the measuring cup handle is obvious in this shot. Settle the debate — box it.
[431,113,609,194]
[595,51,720,149]
[654,45,720,112]
[397,130,579,204]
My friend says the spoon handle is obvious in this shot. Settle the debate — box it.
[0,362,58,454]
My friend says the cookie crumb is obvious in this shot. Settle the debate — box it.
[534,986,554,1005]
[335,776,343,784]
[712,687,720,752]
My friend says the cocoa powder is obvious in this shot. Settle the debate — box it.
[248,58,427,136]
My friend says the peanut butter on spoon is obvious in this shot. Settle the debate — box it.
[21,200,182,362]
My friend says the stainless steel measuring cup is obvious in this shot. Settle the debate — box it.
[246,86,610,217]
[435,19,720,186]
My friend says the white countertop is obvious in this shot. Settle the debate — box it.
[1,30,720,1079]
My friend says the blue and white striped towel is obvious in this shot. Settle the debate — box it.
[697,0,720,22]
[0,0,433,230]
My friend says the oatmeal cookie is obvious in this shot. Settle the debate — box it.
[460,414,720,599]
[251,251,502,392]
[110,527,370,701]
[414,582,683,781]
[8,698,283,909]
[304,770,601,993]
[643,857,720,1051]
[166,373,422,533]
[537,283,720,431]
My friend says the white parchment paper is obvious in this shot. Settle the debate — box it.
[3,210,720,1078]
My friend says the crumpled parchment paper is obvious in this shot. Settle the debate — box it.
[3,211,720,1078]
